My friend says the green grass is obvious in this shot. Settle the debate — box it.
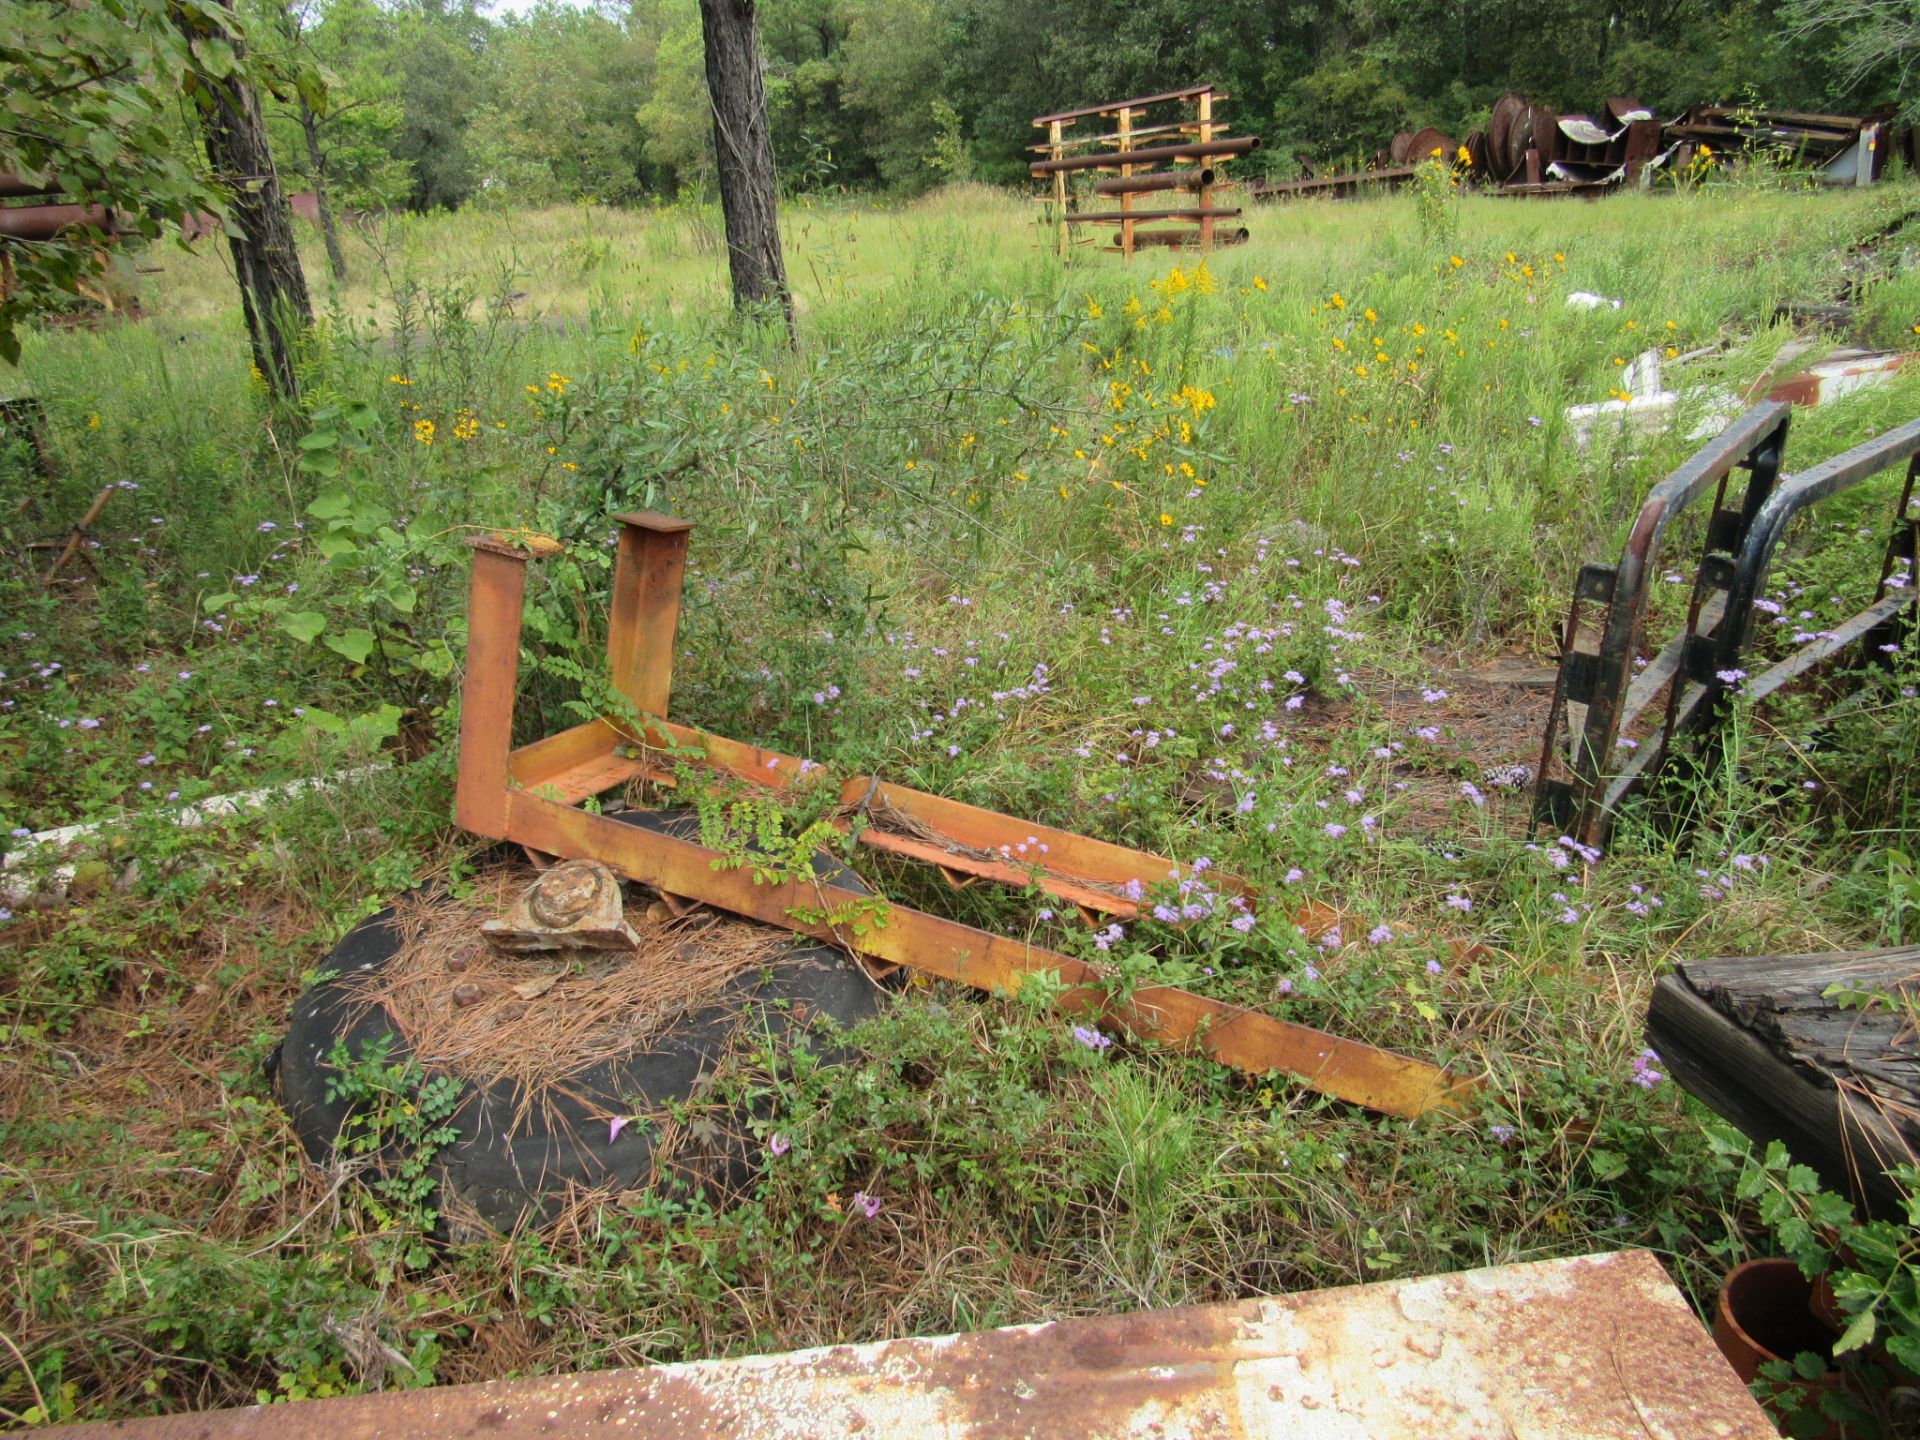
[1,174,1917,1426]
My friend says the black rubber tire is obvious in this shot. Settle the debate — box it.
[275,807,887,1232]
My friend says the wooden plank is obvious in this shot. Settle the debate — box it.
[1745,591,1911,702]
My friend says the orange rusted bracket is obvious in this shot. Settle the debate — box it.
[454,514,1478,1119]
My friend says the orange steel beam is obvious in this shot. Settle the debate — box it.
[608,512,691,719]
[507,790,1472,1117]
[505,712,1264,922]
[453,522,1479,1119]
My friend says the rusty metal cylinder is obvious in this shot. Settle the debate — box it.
[0,174,63,199]
[1118,227,1251,249]
[1030,135,1259,176]
[1092,168,1216,195]
[1072,205,1242,224]
[0,204,113,240]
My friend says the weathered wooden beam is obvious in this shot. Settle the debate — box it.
[1646,946,1919,1219]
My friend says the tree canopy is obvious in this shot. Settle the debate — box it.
[282,0,1912,209]
[6,0,1914,262]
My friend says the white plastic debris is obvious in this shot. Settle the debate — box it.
[1565,291,1624,311]
[1,763,390,904]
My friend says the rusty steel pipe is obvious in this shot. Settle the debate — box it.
[1117,228,1250,249]
[1071,205,1242,224]
[1030,135,1259,176]
[0,204,114,241]
[0,174,64,199]
[1032,84,1219,127]
[1092,168,1215,195]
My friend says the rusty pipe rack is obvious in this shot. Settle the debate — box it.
[454,513,1474,1120]
[1031,86,1254,261]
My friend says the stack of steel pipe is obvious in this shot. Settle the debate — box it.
[1029,85,1255,259]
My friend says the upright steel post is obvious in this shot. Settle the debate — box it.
[455,537,532,837]
[607,512,694,722]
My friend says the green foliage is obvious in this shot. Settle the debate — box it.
[323,1034,464,1275]
[4,179,1919,1427]
[1,0,253,361]
[1727,1127,1920,1438]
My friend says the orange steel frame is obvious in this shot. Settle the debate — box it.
[454,512,1476,1120]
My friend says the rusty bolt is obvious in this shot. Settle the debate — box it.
[451,982,481,1008]
[528,862,608,928]
[446,953,470,974]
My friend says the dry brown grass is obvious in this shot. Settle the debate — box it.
[367,870,789,1092]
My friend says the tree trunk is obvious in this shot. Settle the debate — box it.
[696,0,794,343]
[189,0,314,400]
[301,102,349,282]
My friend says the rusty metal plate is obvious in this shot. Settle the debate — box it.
[49,1250,1772,1439]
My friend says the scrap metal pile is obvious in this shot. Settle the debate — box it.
[1257,92,1903,202]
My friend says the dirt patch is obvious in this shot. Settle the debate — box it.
[1359,654,1557,836]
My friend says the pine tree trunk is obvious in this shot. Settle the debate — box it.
[190,0,315,400]
[298,104,348,283]
[696,0,794,343]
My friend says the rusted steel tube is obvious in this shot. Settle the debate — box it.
[1030,135,1259,175]
[1092,168,1215,195]
[1032,84,1217,126]
[0,174,63,199]
[1119,228,1250,248]
[1071,205,1243,223]
[0,204,113,240]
